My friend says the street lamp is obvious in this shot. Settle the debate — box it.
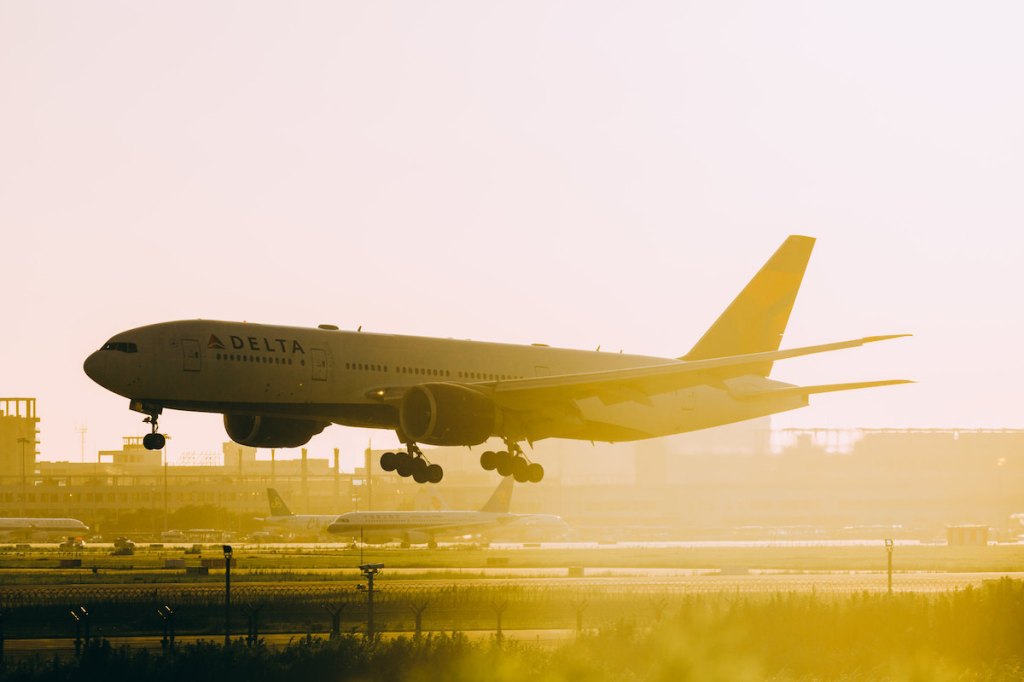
[223,545,233,645]
[157,605,175,651]
[358,563,384,639]
[70,606,89,656]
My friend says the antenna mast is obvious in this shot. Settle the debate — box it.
[76,423,88,463]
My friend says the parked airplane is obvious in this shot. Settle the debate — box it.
[256,488,339,538]
[0,517,89,541]
[83,235,909,485]
[327,476,518,546]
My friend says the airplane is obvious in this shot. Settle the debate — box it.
[327,476,519,546]
[83,235,910,485]
[256,488,340,538]
[0,517,90,542]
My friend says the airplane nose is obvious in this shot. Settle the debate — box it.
[83,351,107,386]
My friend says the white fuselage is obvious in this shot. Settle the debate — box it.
[83,320,806,444]
[0,517,89,541]
[328,510,516,540]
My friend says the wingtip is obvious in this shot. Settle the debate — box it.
[864,334,913,343]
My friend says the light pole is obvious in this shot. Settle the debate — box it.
[223,545,233,645]
[157,605,175,651]
[884,538,894,594]
[358,563,383,639]
[16,438,30,516]
[70,606,89,656]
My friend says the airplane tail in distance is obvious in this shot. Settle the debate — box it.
[682,235,815,376]
[479,476,515,514]
[267,488,292,517]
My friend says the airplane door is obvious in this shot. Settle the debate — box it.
[311,348,328,381]
[182,339,201,372]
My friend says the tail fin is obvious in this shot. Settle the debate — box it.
[479,477,515,513]
[267,488,292,517]
[682,235,815,375]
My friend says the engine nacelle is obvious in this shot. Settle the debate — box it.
[223,414,327,448]
[399,383,497,446]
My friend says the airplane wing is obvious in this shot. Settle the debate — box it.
[366,334,910,410]
[478,334,908,409]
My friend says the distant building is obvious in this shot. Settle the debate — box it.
[0,398,38,478]
[1,396,1021,541]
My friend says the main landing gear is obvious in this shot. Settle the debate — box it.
[480,439,544,483]
[379,444,444,484]
[141,407,167,451]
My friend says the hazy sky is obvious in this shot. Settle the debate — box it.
[2,2,1021,468]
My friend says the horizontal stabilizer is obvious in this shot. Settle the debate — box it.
[733,379,914,401]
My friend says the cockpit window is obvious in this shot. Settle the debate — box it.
[101,341,138,353]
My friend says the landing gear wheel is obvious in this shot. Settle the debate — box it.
[139,406,166,451]
[412,458,430,484]
[511,457,530,483]
[495,451,514,477]
[395,453,415,477]
[390,439,446,484]
[526,462,544,483]
[143,432,166,450]
[484,439,544,483]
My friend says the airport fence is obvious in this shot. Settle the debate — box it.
[0,573,1008,640]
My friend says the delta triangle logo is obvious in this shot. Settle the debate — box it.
[208,334,226,350]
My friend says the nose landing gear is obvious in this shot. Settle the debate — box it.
[480,439,544,483]
[380,443,443,484]
[140,407,166,451]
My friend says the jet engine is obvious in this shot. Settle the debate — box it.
[399,383,497,446]
[223,414,328,448]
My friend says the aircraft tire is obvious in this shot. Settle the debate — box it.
[511,457,530,483]
[144,433,166,450]
[480,451,497,470]
[380,452,397,471]
[426,464,444,484]
[395,453,414,477]
[495,451,514,476]
[412,467,430,484]
[526,462,544,483]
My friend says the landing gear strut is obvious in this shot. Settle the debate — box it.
[380,442,443,484]
[480,439,544,483]
[140,406,166,451]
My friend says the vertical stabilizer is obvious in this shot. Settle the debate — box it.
[479,477,515,513]
[682,235,815,375]
[267,488,292,517]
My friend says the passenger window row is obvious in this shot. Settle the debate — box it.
[343,362,523,382]
[215,353,304,366]
[346,362,388,372]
